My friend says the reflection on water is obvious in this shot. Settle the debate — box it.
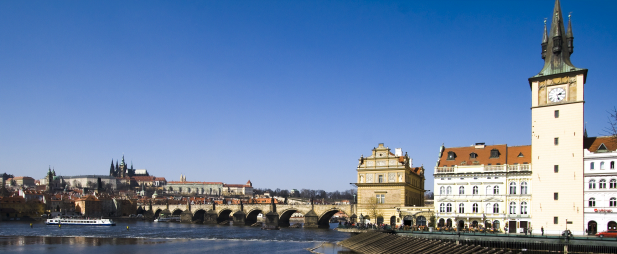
[0,221,353,253]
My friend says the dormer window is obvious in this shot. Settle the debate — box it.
[470,153,477,159]
[517,152,524,157]
[598,143,608,152]
[447,151,456,160]
[490,149,500,158]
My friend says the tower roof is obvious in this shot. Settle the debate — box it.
[530,0,586,82]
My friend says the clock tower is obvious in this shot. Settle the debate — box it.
[529,0,588,234]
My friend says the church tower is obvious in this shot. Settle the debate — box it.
[529,0,587,234]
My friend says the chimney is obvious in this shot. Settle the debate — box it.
[395,148,403,157]
[474,143,486,149]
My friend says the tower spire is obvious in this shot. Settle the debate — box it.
[530,0,585,80]
[541,19,548,59]
[566,12,574,55]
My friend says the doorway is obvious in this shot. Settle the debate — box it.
[508,221,517,233]
[457,220,464,231]
[588,221,597,235]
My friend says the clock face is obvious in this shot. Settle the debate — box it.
[548,87,566,102]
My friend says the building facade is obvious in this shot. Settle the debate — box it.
[434,143,532,232]
[355,143,427,225]
[584,136,617,234]
[529,0,587,235]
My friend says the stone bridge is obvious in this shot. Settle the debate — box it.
[140,202,356,228]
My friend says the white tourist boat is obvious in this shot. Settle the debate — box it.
[154,215,181,222]
[46,217,116,226]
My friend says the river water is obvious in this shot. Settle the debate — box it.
[0,221,352,253]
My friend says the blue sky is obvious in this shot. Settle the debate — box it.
[1,0,615,192]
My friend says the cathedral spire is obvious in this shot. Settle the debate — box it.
[530,0,586,81]
[110,159,115,176]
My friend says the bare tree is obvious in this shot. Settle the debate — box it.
[606,107,617,144]
[366,197,383,224]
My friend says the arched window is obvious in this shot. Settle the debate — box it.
[589,179,597,189]
[440,186,445,195]
[459,186,465,195]
[611,161,615,169]
[600,179,607,189]
[493,186,500,195]
[589,198,596,207]
[493,203,499,213]
[521,202,528,214]
[447,186,452,195]
[472,203,478,213]
[486,186,491,195]
[459,203,465,213]
[440,203,445,212]
[485,203,491,213]
[611,198,617,207]
[510,182,517,194]
[591,162,595,170]
[473,186,478,195]
[446,203,452,212]
[509,202,517,214]
[601,162,606,170]
[611,179,617,189]
[521,182,528,194]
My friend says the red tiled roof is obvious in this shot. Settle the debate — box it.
[438,144,530,166]
[224,184,249,188]
[585,136,617,152]
[167,181,223,184]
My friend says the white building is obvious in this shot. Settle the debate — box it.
[434,143,532,232]
[584,136,617,234]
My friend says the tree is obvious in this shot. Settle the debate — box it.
[366,197,383,224]
[428,215,436,228]
[424,191,434,200]
[606,107,617,144]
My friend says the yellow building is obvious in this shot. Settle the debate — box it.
[529,0,587,235]
[355,143,427,225]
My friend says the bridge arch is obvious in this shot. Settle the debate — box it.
[217,209,233,223]
[317,208,346,228]
[278,208,300,227]
[154,209,163,218]
[192,209,206,223]
[171,208,184,216]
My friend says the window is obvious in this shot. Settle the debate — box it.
[589,198,596,207]
[521,202,528,214]
[376,194,385,204]
[486,186,491,195]
[459,203,465,213]
[554,192,559,200]
[493,186,500,195]
[446,203,452,212]
[611,179,616,189]
[378,175,383,183]
[490,149,500,158]
[600,179,607,189]
[510,182,517,195]
[440,203,445,212]
[440,186,445,195]
[554,217,558,224]
[509,202,517,214]
[611,198,617,207]
[521,182,528,194]
[612,161,615,169]
[447,151,455,160]
[485,203,491,213]
[555,110,559,118]
[473,186,478,195]
[554,137,559,145]
[589,179,596,189]
[470,153,477,159]
[554,165,559,173]
[591,162,595,170]
[446,186,452,195]
[493,203,499,213]
[459,186,465,195]
[601,162,606,170]
[472,203,478,213]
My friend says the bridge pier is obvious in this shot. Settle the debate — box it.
[233,211,246,225]
[180,210,193,223]
[265,211,279,228]
[204,210,218,224]
[144,209,155,221]
[303,210,319,228]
